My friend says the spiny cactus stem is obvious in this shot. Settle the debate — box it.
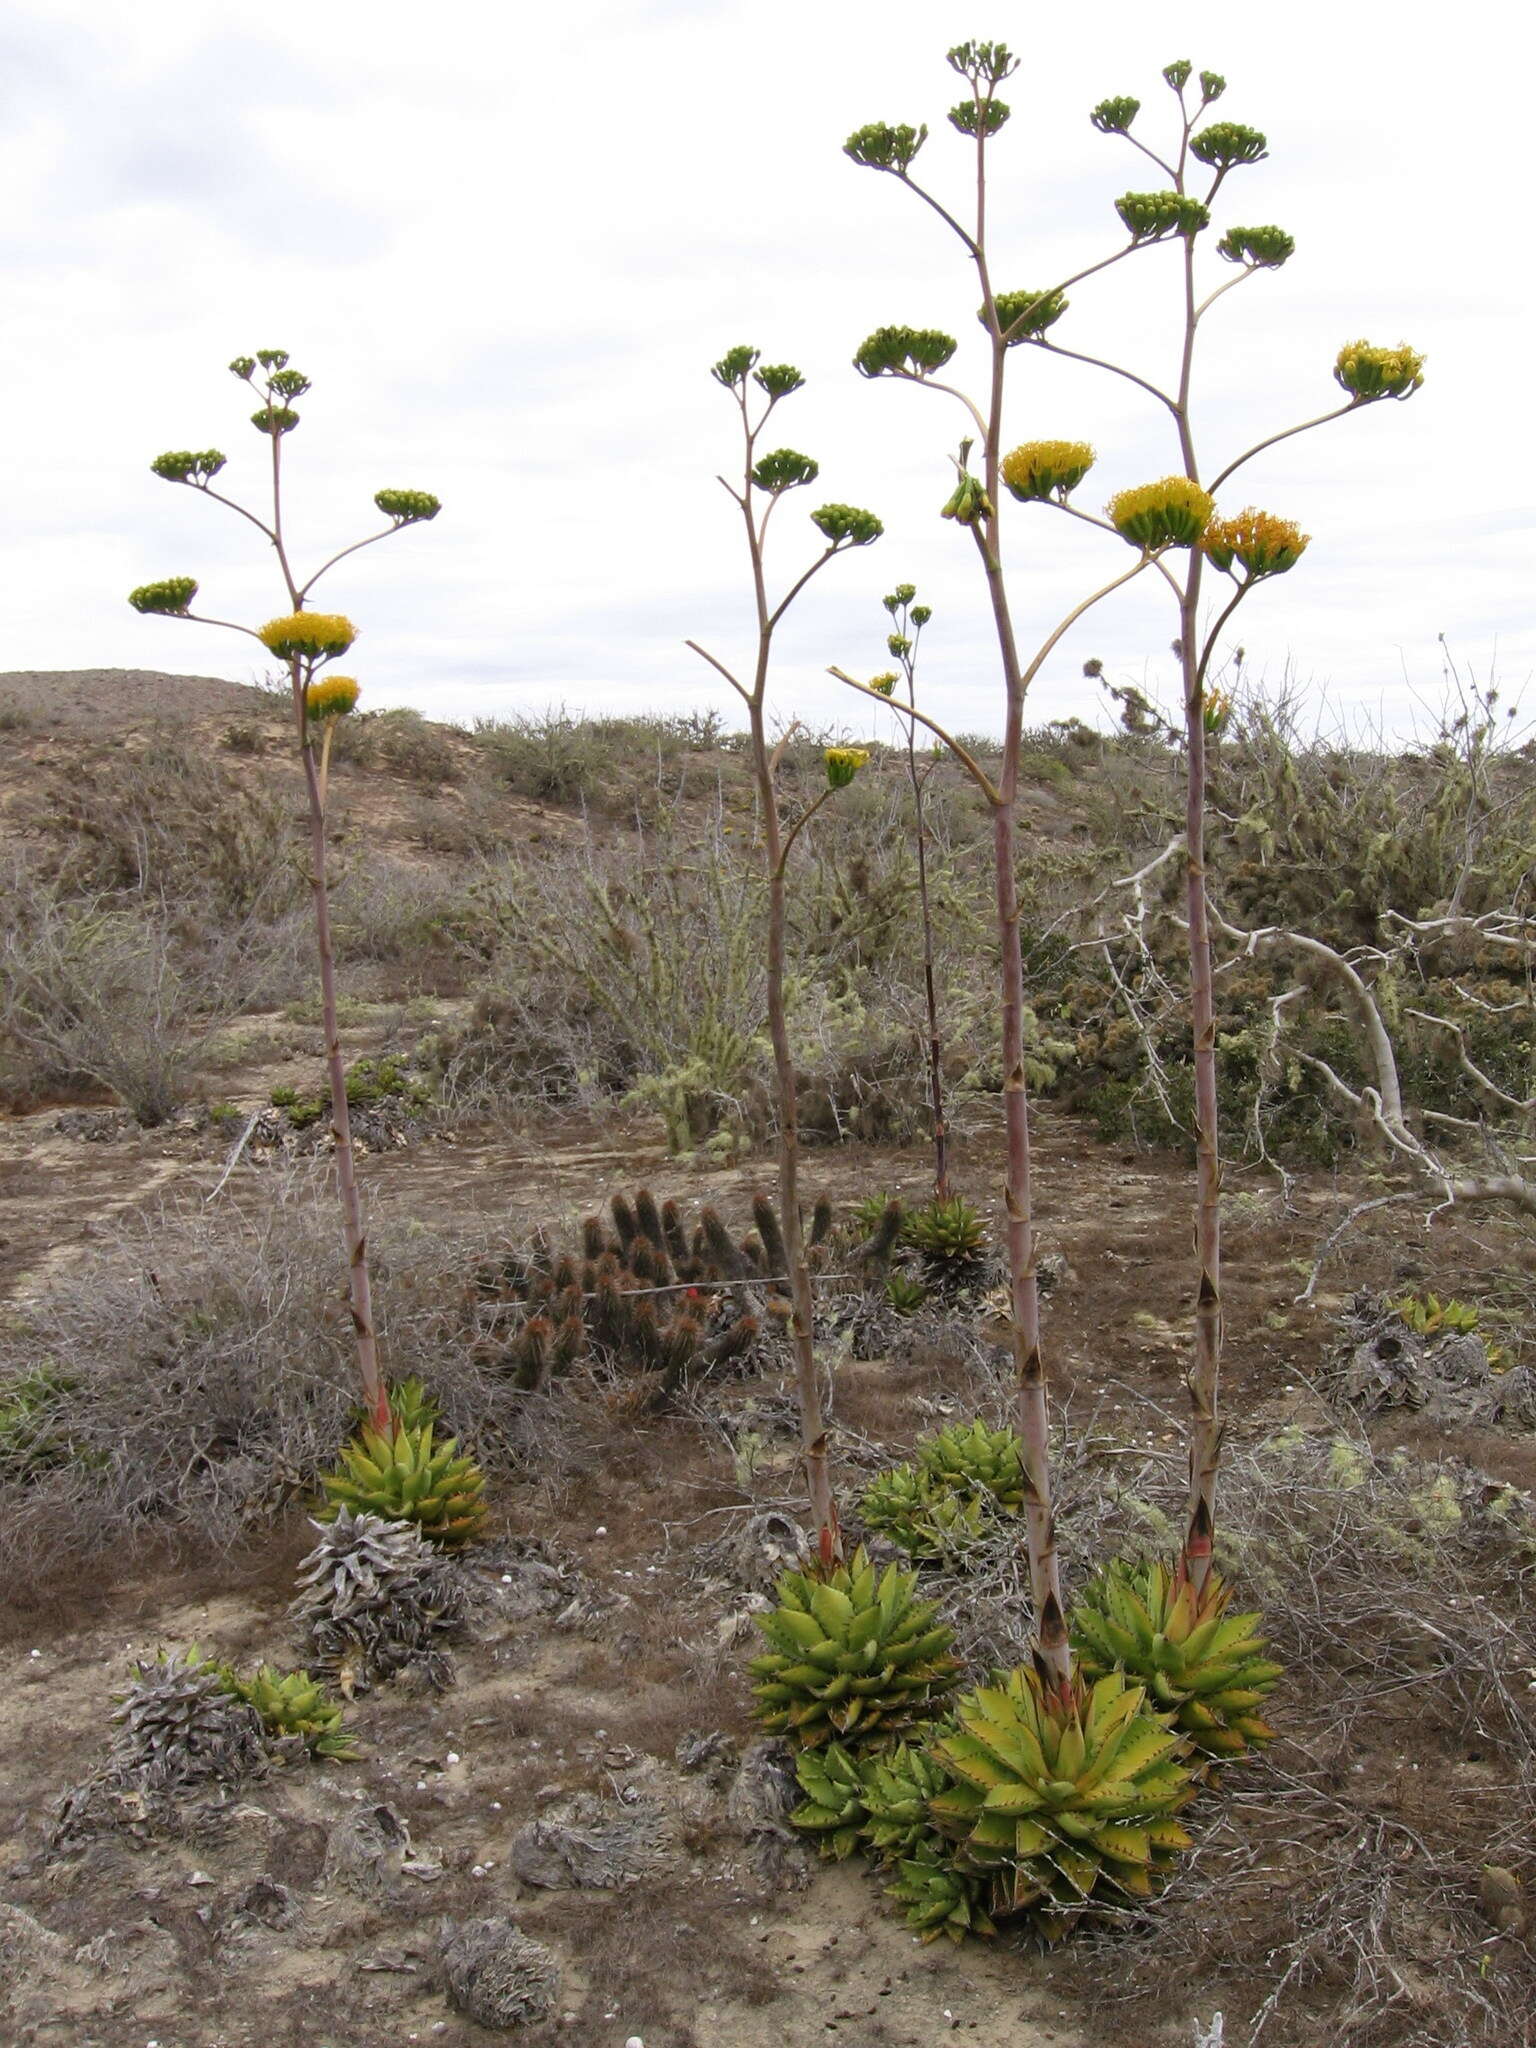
[293,654,388,1435]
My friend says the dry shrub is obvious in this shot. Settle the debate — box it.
[0,861,305,1119]
[0,1170,534,1575]
[1012,1425,1536,2048]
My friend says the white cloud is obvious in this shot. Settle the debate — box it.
[0,0,1527,740]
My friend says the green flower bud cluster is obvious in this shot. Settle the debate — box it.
[711,344,759,388]
[1202,508,1310,580]
[258,611,358,660]
[374,488,442,525]
[844,122,928,173]
[1199,70,1227,102]
[811,504,884,547]
[1334,339,1425,401]
[268,367,311,400]
[1107,476,1214,549]
[151,448,227,484]
[884,584,917,610]
[250,404,301,436]
[887,633,910,657]
[1163,59,1193,91]
[306,674,361,721]
[989,287,1068,342]
[1116,190,1210,241]
[128,575,198,616]
[948,99,1010,136]
[228,356,257,380]
[255,348,290,370]
[946,41,1016,86]
[1090,96,1140,134]
[752,448,820,493]
[756,362,805,398]
[825,746,869,789]
[854,327,958,379]
[911,604,932,626]
[1001,440,1096,503]
[940,471,992,525]
[1217,225,1294,268]
[1190,121,1267,169]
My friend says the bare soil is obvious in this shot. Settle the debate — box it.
[3,676,1533,2047]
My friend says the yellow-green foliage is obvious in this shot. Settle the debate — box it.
[749,1548,960,1751]
[930,1667,1195,1932]
[320,1419,487,1547]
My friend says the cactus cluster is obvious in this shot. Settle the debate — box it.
[472,1188,835,1402]
[109,1648,270,1792]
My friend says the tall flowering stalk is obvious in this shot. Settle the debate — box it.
[871,584,951,1200]
[128,350,441,1434]
[686,347,883,1566]
[832,45,1420,1662]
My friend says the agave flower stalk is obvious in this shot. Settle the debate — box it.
[837,48,1420,1613]
[873,583,951,1198]
[686,350,883,1565]
[834,44,1171,1685]
[127,352,441,1434]
[1085,67,1418,1588]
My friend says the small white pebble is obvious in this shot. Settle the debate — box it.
[445,1751,461,1765]
[490,1800,502,1810]
[595,1525,607,1535]
[471,1864,486,1877]
[416,1779,428,1790]
[501,1572,513,1583]
[627,2037,645,2048]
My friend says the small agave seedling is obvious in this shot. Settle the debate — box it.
[833,44,1422,1643]
[686,346,883,1565]
[128,352,441,1434]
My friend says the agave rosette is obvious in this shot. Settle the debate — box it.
[320,1418,487,1548]
[930,1666,1195,1929]
[1071,1558,1281,1759]
[749,1547,960,1751]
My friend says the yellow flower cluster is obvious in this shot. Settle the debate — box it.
[868,672,899,698]
[1106,476,1214,550]
[825,747,869,790]
[1334,339,1424,401]
[258,611,358,660]
[1202,508,1310,580]
[305,674,361,721]
[1000,440,1095,504]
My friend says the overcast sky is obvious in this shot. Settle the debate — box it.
[2,0,1527,742]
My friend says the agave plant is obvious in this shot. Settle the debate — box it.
[917,1418,1024,1512]
[319,1418,487,1547]
[790,1743,868,1858]
[222,1663,356,1760]
[292,1508,469,1692]
[930,1666,1194,1932]
[859,1462,988,1560]
[885,1838,998,1945]
[903,1195,987,1269]
[111,1648,269,1791]
[857,1739,954,1863]
[749,1547,960,1750]
[1070,1557,1281,1760]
